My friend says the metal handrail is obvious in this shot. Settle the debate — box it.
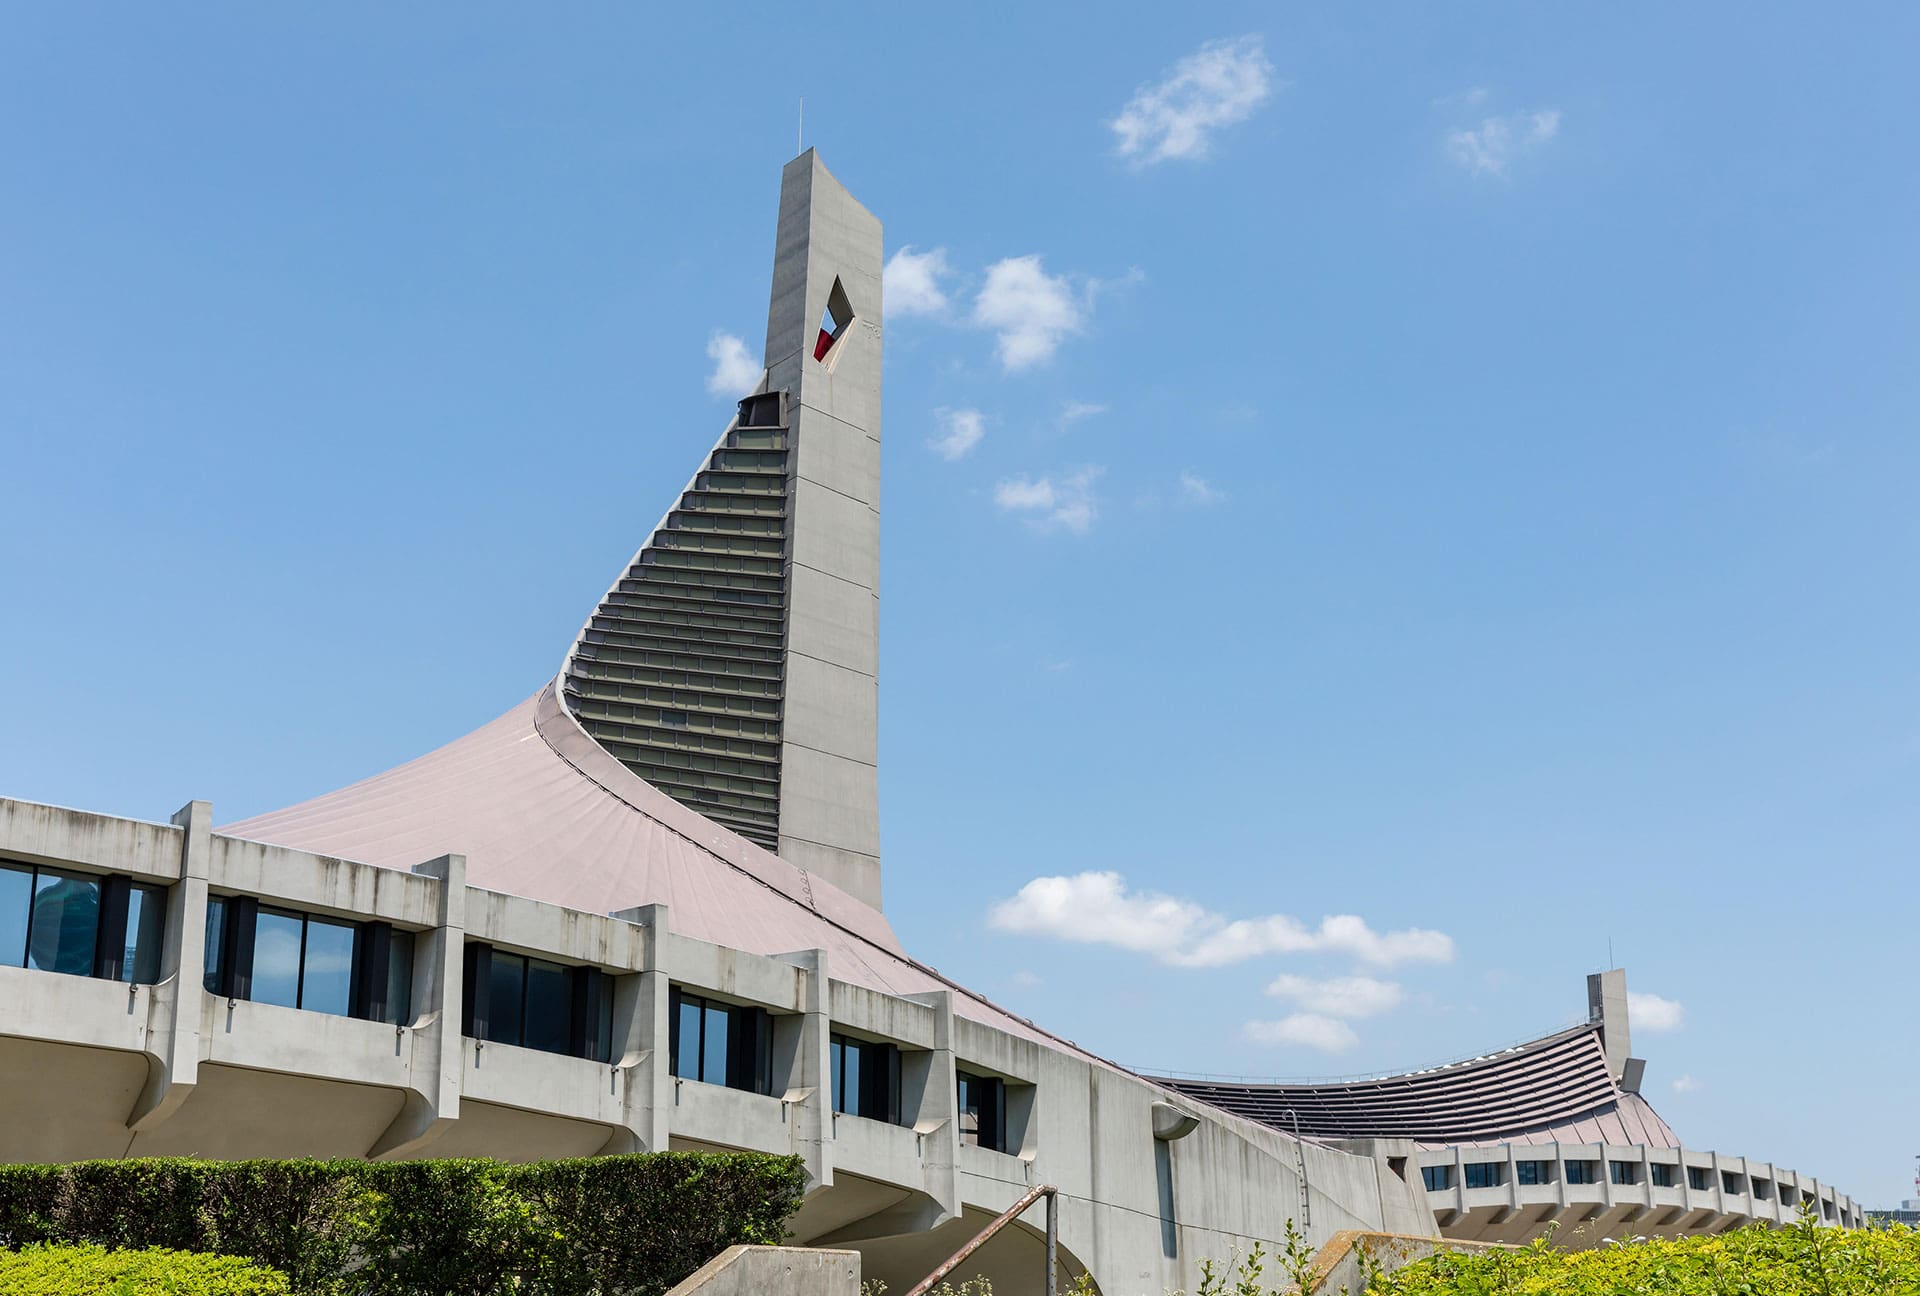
[903,1183,1059,1296]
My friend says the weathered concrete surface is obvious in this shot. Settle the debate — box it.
[665,1245,860,1296]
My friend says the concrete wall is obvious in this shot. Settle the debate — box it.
[0,795,1858,1295]
[763,150,884,908]
[666,1245,860,1296]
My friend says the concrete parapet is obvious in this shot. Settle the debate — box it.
[665,1245,860,1296]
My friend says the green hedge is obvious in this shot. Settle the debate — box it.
[0,1242,289,1295]
[0,1153,805,1296]
[1371,1216,1920,1296]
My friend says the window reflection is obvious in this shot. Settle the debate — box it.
[300,918,356,1017]
[29,872,101,975]
[122,885,165,985]
[0,864,31,967]
[524,959,570,1055]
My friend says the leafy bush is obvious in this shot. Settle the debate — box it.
[0,1242,289,1295]
[0,1152,805,1296]
[1371,1211,1920,1296]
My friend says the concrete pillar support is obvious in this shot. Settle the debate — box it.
[126,799,212,1132]
[906,990,960,1223]
[777,948,833,1191]
[604,903,671,1154]
[368,853,466,1158]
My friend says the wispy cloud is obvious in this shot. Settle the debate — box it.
[704,331,760,398]
[1058,400,1108,428]
[1446,109,1561,178]
[1628,991,1686,1033]
[988,871,1455,968]
[994,467,1102,534]
[1242,1014,1359,1054]
[1672,1074,1703,1094]
[928,407,986,461]
[885,246,952,317]
[973,256,1083,371]
[1178,471,1224,506]
[1265,973,1404,1019]
[1111,35,1276,166]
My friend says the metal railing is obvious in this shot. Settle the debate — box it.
[903,1184,1059,1296]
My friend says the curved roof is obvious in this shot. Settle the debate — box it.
[1150,1024,1679,1149]
[219,681,1089,1059]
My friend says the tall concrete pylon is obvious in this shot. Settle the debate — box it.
[561,152,884,908]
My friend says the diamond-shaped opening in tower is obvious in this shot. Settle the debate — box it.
[813,277,854,363]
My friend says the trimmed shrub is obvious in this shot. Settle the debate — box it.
[0,1152,806,1296]
[0,1242,289,1295]
[1371,1215,1920,1296]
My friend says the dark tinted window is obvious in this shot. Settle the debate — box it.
[1688,1167,1709,1191]
[1464,1162,1502,1189]
[29,871,101,975]
[1516,1160,1550,1185]
[122,884,166,985]
[489,953,527,1047]
[957,1070,1007,1153]
[1421,1165,1451,1191]
[524,958,571,1055]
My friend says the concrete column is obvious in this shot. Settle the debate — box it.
[606,903,670,1154]
[1504,1143,1520,1219]
[368,853,465,1158]
[778,948,833,1191]
[906,990,960,1223]
[127,800,212,1132]
[1586,969,1633,1084]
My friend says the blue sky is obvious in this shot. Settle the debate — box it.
[2,7,1914,1205]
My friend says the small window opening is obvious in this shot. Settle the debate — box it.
[813,278,854,362]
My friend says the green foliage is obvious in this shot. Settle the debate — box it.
[1368,1215,1920,1296]
[0,1242,289,1295]
[0,1151,806,1296]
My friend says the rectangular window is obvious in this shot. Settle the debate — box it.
[1609,1161,1638,1186]
[958,1069,1007,1153]
[1,863,169,985]
[830,1032,902,1124]
[205,898,415,1023]
[1516,1160,1552,1186]
[1421,1165,1452,1192]
[1565,1161,1597,1185]
[1722,1172,1745,1195]
[1688,1167,1710,1191]
[1463,1162,1503,1189]
[1650,1163,1675,1188]
[668,988,772,1093]
[1752,1180,1771,1200]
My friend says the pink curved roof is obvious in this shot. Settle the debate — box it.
[220,682,1074,1051]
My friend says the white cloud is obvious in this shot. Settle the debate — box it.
[929,407,986,461]
[987,871,1455,969]
[993,467,1102,535]
[1628,991,1686,1033]
[1058,400,1108,428]
[1264,974,1404,1019]
[972,255,1083,371]
[885,246,952,317]
[1111,35,1276,166]
[1178,471,1224,506]
[1242,1014,1359,1054]
[1672,1074,1703,1094]
[1446,109,1561,178]
[705,331,760,398]
[1011,969,1044,989]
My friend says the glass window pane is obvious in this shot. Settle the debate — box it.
[385,933,415,1025]
[203,897,227,992]
[839,1038,861,1115]
[523,959,570,1055]
[29,871,101,976]
[830,1037,845,1112]
[488,953,526,1047]
[0,864,32,968]
[123,885,167,985]
[596,984,614,1064]
[958,1073,980,1143]
[301,918,357,1017]
[252,910,304,1008]
[674,995,702,1078]
[701,1003,729,1085]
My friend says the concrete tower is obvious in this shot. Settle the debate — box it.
[561,152,884,908]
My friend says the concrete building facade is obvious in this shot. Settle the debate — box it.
[0,153,1860,1292]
